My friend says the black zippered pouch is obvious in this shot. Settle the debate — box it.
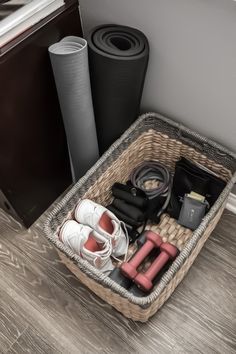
[168,157,226,219]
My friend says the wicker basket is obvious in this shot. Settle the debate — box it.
[44,112,236,322]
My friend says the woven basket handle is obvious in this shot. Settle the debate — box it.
[177,125,228,158]
[177,128,206,152]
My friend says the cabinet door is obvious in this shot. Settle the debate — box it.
[0,3,82,227]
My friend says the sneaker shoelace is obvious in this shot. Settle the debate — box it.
[111,221,129,262]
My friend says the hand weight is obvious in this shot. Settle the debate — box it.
[109,232,147,288]
[129,258,173,297]
[120,231,162,279]
[134,242,178,291]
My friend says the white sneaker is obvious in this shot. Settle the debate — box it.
[59,220,114,273]
[74,199,129,258]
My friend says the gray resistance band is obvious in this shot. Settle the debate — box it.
[130,161,172,219]
[49,36,99,181]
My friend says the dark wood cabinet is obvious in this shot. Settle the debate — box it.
[0,1,82,227]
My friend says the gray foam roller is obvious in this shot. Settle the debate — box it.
[49,36,99,181]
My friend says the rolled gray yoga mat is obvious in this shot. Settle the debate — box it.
[49,36,99,181]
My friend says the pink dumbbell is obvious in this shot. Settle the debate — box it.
[120,231,162,280]
[134,242,178,291]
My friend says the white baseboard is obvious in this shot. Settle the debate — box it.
[226,192,236,214]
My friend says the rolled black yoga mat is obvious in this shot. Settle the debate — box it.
[87,24,149,153]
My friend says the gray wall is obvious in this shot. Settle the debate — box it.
[80,0,236,151]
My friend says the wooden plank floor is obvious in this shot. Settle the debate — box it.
[0,208,235,354]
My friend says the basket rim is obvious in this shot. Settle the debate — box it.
[43,112,236,307]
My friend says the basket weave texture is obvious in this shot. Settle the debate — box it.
[44,113,236,322]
